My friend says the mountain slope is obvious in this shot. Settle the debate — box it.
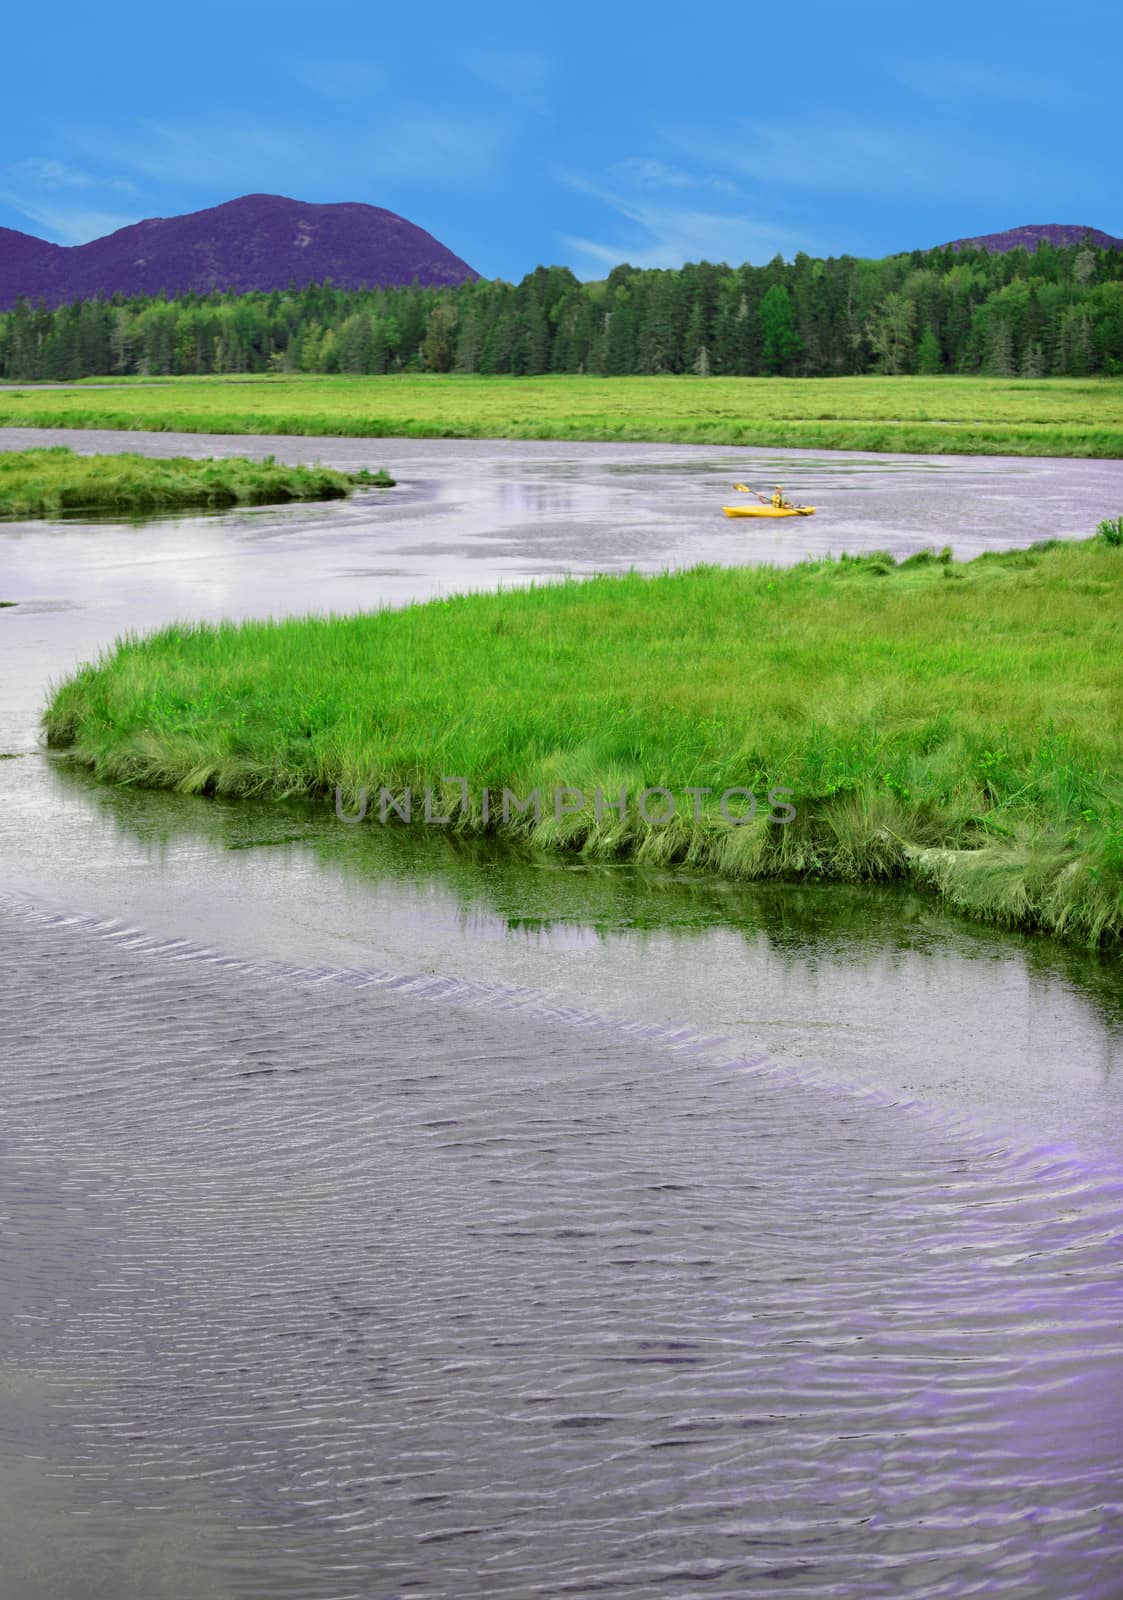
[0,225,62,310]
[0,194,478,310]
[938,223,1123,254]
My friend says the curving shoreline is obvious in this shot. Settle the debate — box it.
[44,534,1123,947]
[0,444,393,518]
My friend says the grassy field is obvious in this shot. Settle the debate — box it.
[0,446,393,518]
[3,374,1123,456]
[44,531,1123,946]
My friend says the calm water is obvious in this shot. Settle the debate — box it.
[2,425,1122,583]
[1,432,1122,1598]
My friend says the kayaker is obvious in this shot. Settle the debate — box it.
[772,485,787,509]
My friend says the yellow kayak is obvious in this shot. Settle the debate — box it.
[723,504,816,518]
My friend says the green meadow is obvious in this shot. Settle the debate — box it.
[45,531,1123,947]
[3,374,1123,456]
[0,446,392,518]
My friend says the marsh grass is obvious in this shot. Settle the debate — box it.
[0,446,393,519]
[3,374,1123,457]
[44,536,1123,946]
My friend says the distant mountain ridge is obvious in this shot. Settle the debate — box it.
[937,223,1123,255]
[0,194,478,311]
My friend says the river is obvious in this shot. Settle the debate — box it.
[2,430,1121,1599]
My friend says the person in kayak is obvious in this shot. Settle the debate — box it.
[771,485,788,509]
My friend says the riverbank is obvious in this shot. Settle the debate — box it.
[3,374,1123,457]
[44,532,1123,946]
[0,446,393,518]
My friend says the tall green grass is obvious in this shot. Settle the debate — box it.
[0,446,393,518]
[4,374,1123,457]
[44,532,1123,946]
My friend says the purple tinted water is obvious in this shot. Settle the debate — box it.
[1,899,1121,1600]
[1,432,1122,1597]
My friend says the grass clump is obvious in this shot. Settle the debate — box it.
[44,535,1123,947]
[2,374,1123,457]
[1098,514,1123,546]
[0,446,393,519]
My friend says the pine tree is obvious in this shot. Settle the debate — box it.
[421,301,459,372]
[915,325,943,374]
[1073,248,1096,287]
[368,321,390,375]
[865,291,915,374]
[1019,341,1045,378]
[984,317,1015,376]
[759,284,801,374]
[4,233,1122,384]
[339,313,374,373]
[518,299,551,375]
[603,284,640,375]
[108,308,133,373]
[712,283,755,375]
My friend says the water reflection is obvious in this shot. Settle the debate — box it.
[65,761,1123,1008]
[43,762,1123,1163]
[4,432,1123,1598]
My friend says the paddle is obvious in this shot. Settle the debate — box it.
[733,482,813,513]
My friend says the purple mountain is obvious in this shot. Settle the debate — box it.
[0,194,478,310]
[937,223,1123,254]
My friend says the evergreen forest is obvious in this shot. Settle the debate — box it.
[2,240,1122,383]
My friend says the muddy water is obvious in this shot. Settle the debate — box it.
[2,433,1123,1598]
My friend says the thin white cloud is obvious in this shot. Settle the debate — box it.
[561,211,805,274]
[6,158,138,194]
[295,59,386,101]
[558,167,808,274]
[386,111,508,185]
[894,58,1055,104]
[70,119,320,192]
[672,116,1053,203]
[559,234,627,269]
[557,165,809,272]
[0,195,140,244]
[607,158,737,195]
[1,155,143,239]
[465,48,551,110]
[70,109,510,194]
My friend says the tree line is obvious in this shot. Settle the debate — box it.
[2,239,1122,382]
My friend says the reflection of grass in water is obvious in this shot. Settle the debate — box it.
[45,534,1123,946]
[0,1363,69,1402]
[52,763,1123,1029]
[0,1451,241,1600]
[0,446,392,519]
[0,1355,239,1599]
[3,373,1123,457]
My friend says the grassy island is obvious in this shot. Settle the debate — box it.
[3,375,1123,458]
[44,530,1123,947]
[0,446,393,519]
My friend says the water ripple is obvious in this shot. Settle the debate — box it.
[1,894,1121,1600]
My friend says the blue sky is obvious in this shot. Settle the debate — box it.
[2,0,1120,279]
